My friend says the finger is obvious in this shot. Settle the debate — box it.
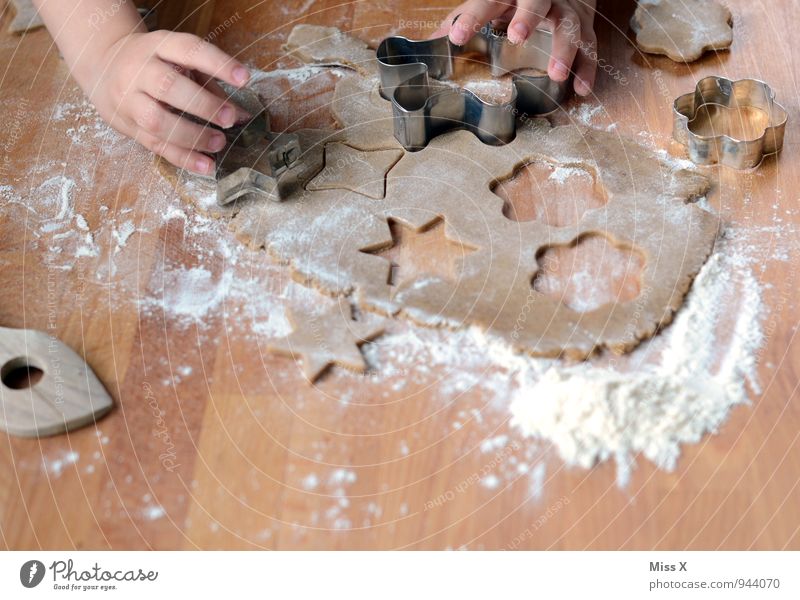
[546,4,580,82]
[431,9,461,38]
[193,72,252,123]
[193,72,227,98]
[133,95,227,153]
[143,63,242,128]
[572,7,598,95]
[449,0,513,45]
[488,6,516,29]
[155,31,250,89]
[140,134,216,175]
[572,30,597,96]
[508,0,551,44]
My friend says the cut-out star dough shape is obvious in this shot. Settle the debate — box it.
[631,0,733,62]
[362,218,476,289]
[306,142,403,199]
[267,302,385,381]
[284,24,378,76]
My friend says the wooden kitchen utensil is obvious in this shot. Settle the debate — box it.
[0,326,112,437]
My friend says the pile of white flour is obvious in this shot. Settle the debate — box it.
[508,249,763,487]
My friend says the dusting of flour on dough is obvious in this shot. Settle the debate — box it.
[248,64,345,86]
[569,102,603,126]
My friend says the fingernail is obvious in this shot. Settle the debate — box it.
[575,77,592,96]
[234,106,253,124]
[195,156,213,175]
[218,105,235,127]
[233,66,250,85]
[450,23,470,45]
[551,61,569,81]
[209,132,227,152]
[509,22,529,44]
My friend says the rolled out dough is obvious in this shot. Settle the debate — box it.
[163,26,719,366]
[284,24,377,76]
[631,0,733,62]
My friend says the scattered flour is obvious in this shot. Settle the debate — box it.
[548,164,591,185]
[248,64,345,86]
[480,435,509,454]
[569,102,603,126]
[112,220,137,251]
[32,175,99,260]
[328,468,357,485]
[133,199,317,338]
[142,504,166,520]
[43,450,80,477]
[529,462,547,500]
[163,266,233,319]
[302,473,320,490]
[481,474,501,489]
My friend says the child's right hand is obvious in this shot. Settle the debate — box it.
[433,0,598,96]
[77,30,251,175]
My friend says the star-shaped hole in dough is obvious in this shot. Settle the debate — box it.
[266,301,384,381]
[306,142,403,199]
[631,0,733,62]
[362,218,476,290]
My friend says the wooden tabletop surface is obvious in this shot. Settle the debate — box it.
[1,0,798,549]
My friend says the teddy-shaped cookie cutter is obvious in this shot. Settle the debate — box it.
[377,23,571,151]
[673,76,788,169]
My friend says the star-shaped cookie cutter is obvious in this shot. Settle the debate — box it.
[673,76,788,169]
[377,22,571,151]
[214,109,303,205]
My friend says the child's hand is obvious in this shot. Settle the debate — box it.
[432,1,598,96]
[79,30,251,175]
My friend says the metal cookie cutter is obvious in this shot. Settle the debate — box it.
[215,110,302,205]
[377,23,571,151]
[673,76,788,169]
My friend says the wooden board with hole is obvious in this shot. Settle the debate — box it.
[0,0,798,551]
[0,327,113,437]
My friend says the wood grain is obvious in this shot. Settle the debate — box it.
[0,0,798,549]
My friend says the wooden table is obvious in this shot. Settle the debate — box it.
[0,0,798,549]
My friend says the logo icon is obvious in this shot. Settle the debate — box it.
[20,560,45,588]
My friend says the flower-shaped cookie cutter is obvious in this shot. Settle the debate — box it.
[377,22,571,151]
[673,76,788,169]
